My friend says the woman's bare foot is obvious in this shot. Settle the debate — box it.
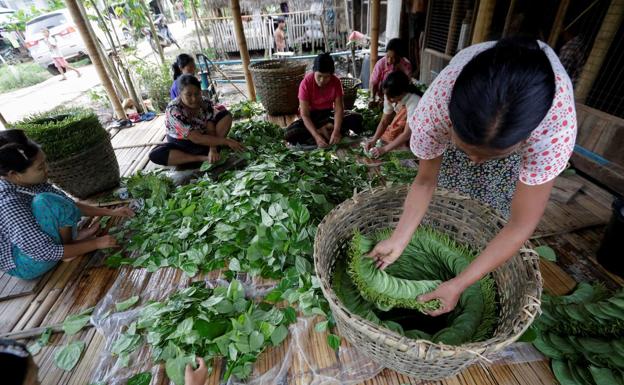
[76,222,100,240]
[207,150,220,163]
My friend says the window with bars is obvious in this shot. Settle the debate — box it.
[585,21,624,119]
[424,0,475,56]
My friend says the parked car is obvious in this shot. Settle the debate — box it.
[24,8,132,74]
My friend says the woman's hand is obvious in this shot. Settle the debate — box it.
[315,135,329,148]
[329,130,342,145]
[185,357,208,385]
[367,238,407,270]
[418,279,463,316]
[109,207,135,218]
[370,146,386,159]
[208,149,220,163]
[95,235,118,249]
[224,138,245,152]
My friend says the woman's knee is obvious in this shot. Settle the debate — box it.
[149,146,171,165]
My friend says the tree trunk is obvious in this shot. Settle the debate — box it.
[230,0,256,100]
[65,0,126,120]
[143,0,166,64]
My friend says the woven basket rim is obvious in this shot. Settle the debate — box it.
[314,186,543,361]
[48,138,113,166]
[249,60,307,74]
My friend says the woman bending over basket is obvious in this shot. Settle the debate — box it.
[364,71,422,158]
[0,130,134,280]
[284,53,364,148]
[149,75,244,167]
[368,38,577,316]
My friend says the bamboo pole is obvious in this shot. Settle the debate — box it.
[65,0,126,120]
[369,0,380,79]
[142,0,166,64]
[230,0,256,100]
[0,111,8,128]
[547,0,570,46]
[575,0,624,102]
[190,0,205,52]
[471,0,496,44]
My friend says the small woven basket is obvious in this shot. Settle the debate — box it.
[314,185,542,380]
[249,60,307,115]
[48,139,120,199]
[340,77,361,110]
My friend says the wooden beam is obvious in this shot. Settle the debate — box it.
[230,0,256,100]
[370,0,380,79]
[575,0,624,103]
[471,0,496,44]
[548,0,571,47]
[64,0,126,120]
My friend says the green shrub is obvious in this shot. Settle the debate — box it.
[134,62,172,112]
[0,63,51,93]
[13,107,108,162]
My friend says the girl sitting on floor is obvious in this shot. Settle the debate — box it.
[364,71,423,158]
[149,75,244,167]
[0,130,134,280]
[170,53,197,100]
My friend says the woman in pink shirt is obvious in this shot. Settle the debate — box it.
[369,38,412,100]
[285,53,363,147]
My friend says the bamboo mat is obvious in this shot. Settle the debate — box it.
[0,269,52,302]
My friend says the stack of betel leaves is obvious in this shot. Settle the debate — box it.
[529,282,624,385]
[333,228,497,345]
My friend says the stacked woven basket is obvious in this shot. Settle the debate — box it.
[249,60,307,115]
[14,108,120,199]
[314,185,542,379]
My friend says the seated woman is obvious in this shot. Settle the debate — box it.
[170,53,196,100]
[285,53,363,147]
[364,71,423,158]
[0,130,134,280]
[149,75,244,166]
[369,38,412,101]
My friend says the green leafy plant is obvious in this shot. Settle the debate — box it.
[27,328,52,356]
[133,61,172,112]
[229,100,265,120]
[54,341,86,371]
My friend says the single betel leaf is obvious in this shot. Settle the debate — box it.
[165,356,195,385]
[283,307,297,324]
[270,324,289,346]
[116,296,140,312]
[264,289,283,303]
[315,321,328,332]
[535,246,557,262]
[127,371,152,385]
[327,334,341,351]
[517,326,537,343]
[249,330,265,352]
[229,258,241,272]
[295,256,312,275]
[28,327,53,356]
[62,313,91,336]
[54,341,85,371]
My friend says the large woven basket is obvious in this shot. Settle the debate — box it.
[340,77,361,110]
[249,60,307,115]
[48,139,120,199]
[314,185,542,380]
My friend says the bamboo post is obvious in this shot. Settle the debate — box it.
[370,0,380,79]
[230,0,256,100]
[471,0,496,44]
[547,0,570,46]
[0,111,8,128]
[575,0,624,102]
[190,0,205,52]
[502,0,517,38]
[143,0,166,64]
[64,0,126,120]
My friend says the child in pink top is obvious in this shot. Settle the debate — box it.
[285,53,363,147]
[370,38,412,100]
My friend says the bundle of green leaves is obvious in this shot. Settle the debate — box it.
[229,100,265,120]
[529,283,624,385]
[13,107,109,162]
[118,280,296,383]
[124,171,175,207]
[334,228,497,345]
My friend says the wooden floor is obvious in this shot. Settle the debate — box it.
[1,113,621,385]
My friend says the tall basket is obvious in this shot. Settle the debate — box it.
[314,185,542,380]
[340,77,361,110]
[249,60,307,115]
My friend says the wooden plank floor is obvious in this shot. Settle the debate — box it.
[1,113,619,385]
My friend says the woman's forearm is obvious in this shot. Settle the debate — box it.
[301,114,320,138]
[372,114,392,140]
[382,128,410,152]
[333,106,343,133]
[62,238,101,259]
[187,133,225,147]
[76,202,113,217]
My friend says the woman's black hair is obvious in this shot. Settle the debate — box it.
[176,74,201,92]
[382,71,423,98]
[1,339,29,385]
[172,53,195,81]
[313,53,335,74]
[449,37,555,150]
[386,38,406,59]
[0,130,40,176]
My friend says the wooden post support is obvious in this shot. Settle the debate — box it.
[548,0,571,47]
[230,0,256,100]
[471,0,496,44]
[575,0,624,103]
[0,111,8,129]
[370,0,380,80]
[64,0,126,120]
[502,0,518,38]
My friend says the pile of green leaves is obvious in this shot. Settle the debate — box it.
[334,228,497,345]
[353,89,383,136]
[379,151,418,185]
[108,121,371,278]
[530,283,624,384]
[13,107,108,162]
[229,100,265,120]
[116,281,296,383]
[124,171,174,207]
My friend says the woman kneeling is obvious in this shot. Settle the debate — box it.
[149,75,244,167]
